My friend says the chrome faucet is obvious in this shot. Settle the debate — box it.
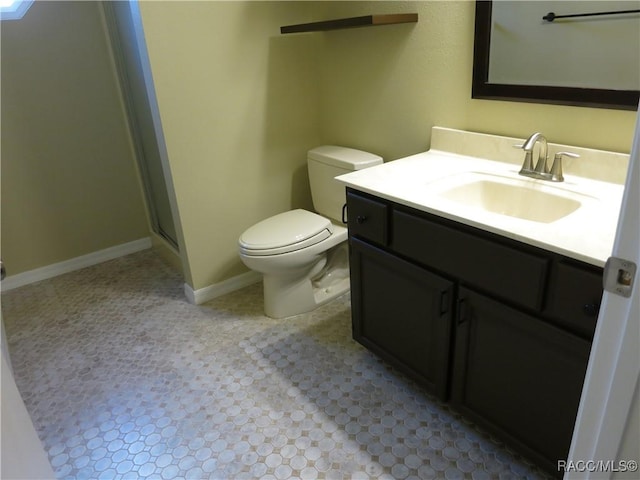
[516,133,579,182]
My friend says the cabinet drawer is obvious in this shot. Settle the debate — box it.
[346,191,388,246]
[393,209,548,310]
[546,262,603,338]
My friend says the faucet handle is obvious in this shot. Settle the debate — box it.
[550,151,580,182]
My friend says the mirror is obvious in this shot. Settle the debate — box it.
[473,1,640,110]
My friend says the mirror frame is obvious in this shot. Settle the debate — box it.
[472,1,639,111]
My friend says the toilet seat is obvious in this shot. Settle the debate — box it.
[239,209,333,256]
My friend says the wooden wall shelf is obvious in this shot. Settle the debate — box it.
[281,14,418,34]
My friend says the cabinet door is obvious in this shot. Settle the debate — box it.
[350,237,454,400]
[452,287,591,471]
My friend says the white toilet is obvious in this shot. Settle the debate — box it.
[238,146,383,318]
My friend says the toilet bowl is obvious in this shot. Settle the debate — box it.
[239,210,349,318]
[238,146,382,318]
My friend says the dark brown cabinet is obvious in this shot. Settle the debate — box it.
[345,187,602,475]
[350,237,454,399]
[452,287,591,472]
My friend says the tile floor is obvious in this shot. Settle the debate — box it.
[2,250,553,479]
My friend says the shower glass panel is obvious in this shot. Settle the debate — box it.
[103,1,178,249]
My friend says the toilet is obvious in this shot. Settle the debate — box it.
[238,146,383,318]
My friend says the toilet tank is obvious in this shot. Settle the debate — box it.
[308,146,383,222]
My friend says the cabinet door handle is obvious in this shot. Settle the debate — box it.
[457,298,468,325]
[439,290,449,315]
[342,203,348,224]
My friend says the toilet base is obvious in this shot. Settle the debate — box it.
[262,244,350,318]
[263,274,350,319]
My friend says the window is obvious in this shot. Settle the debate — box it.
[0,0,33,21]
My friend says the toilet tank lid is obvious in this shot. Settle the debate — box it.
[308,145,383,170]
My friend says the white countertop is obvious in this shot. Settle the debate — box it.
[336,128,628,267]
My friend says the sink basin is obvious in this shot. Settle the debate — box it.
[438,178,582,223]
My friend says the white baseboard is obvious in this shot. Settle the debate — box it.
[1,238,152,292]
[184,271,261,305]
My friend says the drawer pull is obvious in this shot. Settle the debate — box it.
[583,303,600,317]
[356,215,367,224]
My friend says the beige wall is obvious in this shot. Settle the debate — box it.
[139,1,322,290]
[140,1,636,293]
[1,1,635,290]
[1,1,149,275]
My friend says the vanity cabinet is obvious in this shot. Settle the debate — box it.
[346,188,602,474]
